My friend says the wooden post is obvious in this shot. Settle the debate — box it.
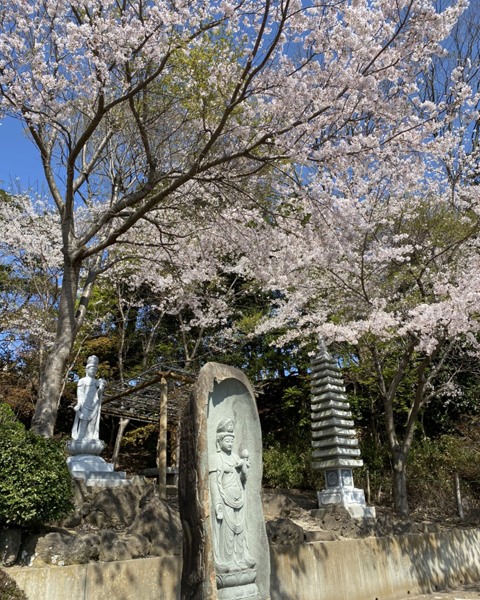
[366,470,371,505]
[157,377,168,499]
[454,472,464,519]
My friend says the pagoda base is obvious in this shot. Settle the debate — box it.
[314,467,376,519]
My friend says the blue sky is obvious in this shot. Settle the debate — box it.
[0,117,46,191]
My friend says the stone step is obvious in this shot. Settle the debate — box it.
[83,471,131,487]
[81,471,127,485]
[73,469,121,479]
[84,478,131,487]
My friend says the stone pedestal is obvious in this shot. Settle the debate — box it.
[66,449,130,487]
[314,468,375,518]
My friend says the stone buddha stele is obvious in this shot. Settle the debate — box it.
[209,418,258,598]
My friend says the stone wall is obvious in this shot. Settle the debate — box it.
[6,528,480,600]
[0,481,182,569]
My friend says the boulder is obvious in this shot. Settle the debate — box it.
[0,529,22,566]
[266,519,304,545]
[85,485,144,528]
[19,531,101,567]
[262,493,300,519]
[121,534,150,559]
[127,496,182,556]
[98,531,132,562]
[317,505,352,530]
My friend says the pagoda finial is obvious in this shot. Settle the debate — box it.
[317,334,330,358]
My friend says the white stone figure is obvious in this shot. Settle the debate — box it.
[209,419,256,574]
[71,356,106,442]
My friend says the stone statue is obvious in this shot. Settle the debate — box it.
[71,355,106,442]
[209,418,256,575]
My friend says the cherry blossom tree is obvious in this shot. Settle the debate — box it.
[240,145,480,515]
[0,0,466,436]
[0,192,62,379]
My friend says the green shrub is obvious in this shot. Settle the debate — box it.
[0,569,27,600]
[262,438,322,490]
[0,404,23,432]
[0,405,74,527]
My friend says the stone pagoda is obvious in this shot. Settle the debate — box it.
[311,337,375,518]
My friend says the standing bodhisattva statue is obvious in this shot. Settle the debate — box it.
[209,418,256,574]
[72,355,106,442]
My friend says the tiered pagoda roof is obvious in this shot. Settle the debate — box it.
[311,339,363,470]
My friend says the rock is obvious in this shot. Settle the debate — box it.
[130,475,146,487]
[304,530,339,542]
[127,496,182,556]
[266,519,304,545]
[56,512,83,528]
[85,485,144,528]
[98,531,132,562]
[391,520,414,535]
[262,493,300,519]
[0,529,22,566]
[317,505,352,531]
[19,531,101,567]
[122,534,150,559]
[414,522,441,534]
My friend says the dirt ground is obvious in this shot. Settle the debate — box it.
[260,487,480,541]
[398,584,480,600]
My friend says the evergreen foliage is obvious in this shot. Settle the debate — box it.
[0,570,27,600]
[0,404,74,527]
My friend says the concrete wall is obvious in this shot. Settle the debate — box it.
[270,529,480,600]
[7,529,480,600]
[7,555,182,600]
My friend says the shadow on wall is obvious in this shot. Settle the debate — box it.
[406,529,480,593]
[270,538,330,600]
[269,529,480,600]
[87,556,181,600]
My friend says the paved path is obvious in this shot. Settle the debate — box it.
[399,585,480,600]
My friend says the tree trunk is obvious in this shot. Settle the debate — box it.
[157,378,168,499]
[31,260,80,437]
[392,446,409,518]
[112,418,130,469]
